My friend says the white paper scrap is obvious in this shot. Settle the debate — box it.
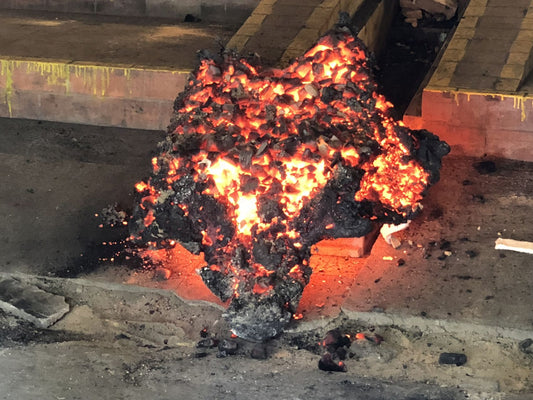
[494,238,533,255]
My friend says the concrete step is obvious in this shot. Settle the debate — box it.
[0,10,235,130]
[403,0,533,162]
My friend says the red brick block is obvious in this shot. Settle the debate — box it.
[312,226,381,258]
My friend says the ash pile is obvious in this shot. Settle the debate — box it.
[129,24,449,342]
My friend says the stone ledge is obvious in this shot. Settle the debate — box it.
[0,276,69,328]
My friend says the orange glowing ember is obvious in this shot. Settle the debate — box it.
[129,26,448,341]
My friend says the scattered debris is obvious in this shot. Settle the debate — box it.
[99,203,128,227]
[495,238,533,255]
[519,338,533,355]
[184,14,201,23]
[472,194,486,204]
[251,344,268,359]
[322,328,351,352]
[400,0,457,27]
[153,267,171,281]
[318,353,347,372]
[438,352,467,366]
[317,329,351,372]
[357,333,384,345]
[473,160,497,175]
[197,338,219,349]
[465,250,478,258]
[217,339,239,357]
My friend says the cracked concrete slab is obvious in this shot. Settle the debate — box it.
[0,276,69,328]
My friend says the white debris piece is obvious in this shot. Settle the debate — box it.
[495,238,533,255]
[381,222,410,248]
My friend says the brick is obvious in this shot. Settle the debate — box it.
[280,46,309,66]
[244,13,267,27]
[467,0,489,6]
[459,16,479,29]
[290,28,321,51]
[305,8,333,31]
[506,52,530,65]
[446,38,469,51]
[0,276,69,328]
[500,64,526,80]
[442,48,466,62]
[463,6,485,17]
[317,0,340,10]
[428,61,457,88]
[253,2,274,15]
[226,34,252,52]
[312,226,380,258]
[234,22,263,38]
[454,27,476,39]
[515,30,533,42]
[509,40,533,54]
[522,15,533,25]
[494,78,522,92]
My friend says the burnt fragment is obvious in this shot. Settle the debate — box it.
[465,250,478,258]
[217,339,239,357]
[519,338,533,354]
[473,160,497,174]
[251,344,268,359]
[319,353,347,372]
[197,338,219,348]
[438,352,467,366]
[472,194,485,203]
[323,328,351,353]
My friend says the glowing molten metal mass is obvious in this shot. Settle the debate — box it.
[130,28,449,341]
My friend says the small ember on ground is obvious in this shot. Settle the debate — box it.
[129,22,449,341]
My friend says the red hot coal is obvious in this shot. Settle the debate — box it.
[129,26,449,341]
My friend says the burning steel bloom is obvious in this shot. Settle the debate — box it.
[130,26,449,341]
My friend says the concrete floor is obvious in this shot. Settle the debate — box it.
[0,117,165,274]
[0,116,532,398]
